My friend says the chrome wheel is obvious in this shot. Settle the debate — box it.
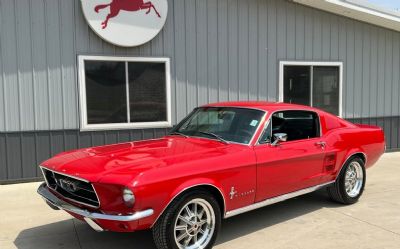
[174,198,216,249]
[345,161,364,198]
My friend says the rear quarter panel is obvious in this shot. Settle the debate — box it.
[323,124,385,183]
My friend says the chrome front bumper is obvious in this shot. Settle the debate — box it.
[37,183,154,231]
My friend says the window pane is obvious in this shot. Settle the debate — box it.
[128,62,167,122]
[85,61,127,124]
[283,66,311,105]
[313,66,339,115]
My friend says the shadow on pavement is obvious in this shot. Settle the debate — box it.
[14,189,341,249]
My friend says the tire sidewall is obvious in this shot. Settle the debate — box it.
[166,191,221,249]
[338,157,366,204]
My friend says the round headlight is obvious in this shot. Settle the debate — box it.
[122,188,135,208]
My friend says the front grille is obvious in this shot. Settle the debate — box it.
[41,167,99,208]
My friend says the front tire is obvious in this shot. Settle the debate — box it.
[328,156,366,204]
[152,190,221,249]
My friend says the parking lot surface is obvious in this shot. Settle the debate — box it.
[1,152,399,249]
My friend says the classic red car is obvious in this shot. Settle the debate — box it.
[37,102,385,249]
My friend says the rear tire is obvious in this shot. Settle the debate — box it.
[328,156,366,204]
[152,190,221,249]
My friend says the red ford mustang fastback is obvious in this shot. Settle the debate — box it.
[38,102,385,249]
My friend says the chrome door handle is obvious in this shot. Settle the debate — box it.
[315,141,326,149]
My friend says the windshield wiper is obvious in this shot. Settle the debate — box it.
[169,131,189,138]
[198,131,229,144]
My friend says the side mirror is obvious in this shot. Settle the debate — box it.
[271,133,288,146]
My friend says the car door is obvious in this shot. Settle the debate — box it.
[253,110,327,202]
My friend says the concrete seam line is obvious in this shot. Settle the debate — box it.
[326,209,400,237]
[72,219,83,249]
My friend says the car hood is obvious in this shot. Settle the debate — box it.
[40,137,231,184]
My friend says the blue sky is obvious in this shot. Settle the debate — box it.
[367,0,400,11]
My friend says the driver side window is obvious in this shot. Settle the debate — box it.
[259,110,320,144]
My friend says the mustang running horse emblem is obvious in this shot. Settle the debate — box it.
[94,0,161,29]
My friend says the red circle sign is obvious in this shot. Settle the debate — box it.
[81,0,168,47]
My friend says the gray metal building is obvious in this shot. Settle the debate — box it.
[1,0,399,183]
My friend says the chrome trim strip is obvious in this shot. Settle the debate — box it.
[38,183,154,222]
[150,183,227,228]
[335,152,367,181]
[224,181,335,218]
[39,166,101,209]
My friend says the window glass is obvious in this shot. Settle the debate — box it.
[282,64,340,116]
[313,66,340,116]
[80,57,170,130]
[174,107,264,144]
[259,121,272,144]
[128,62,167,122]
[271,111,320,142]
[85,61,127,124]
[283,66,311,106]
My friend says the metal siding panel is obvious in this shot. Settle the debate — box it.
[118,130,131,143]
[248,0,258,100]
[174,0,187,122]
[74,0,89,53]
[322,13,331,60]
[267,0,277,101]
[312,10,322,60]
[377,29,386,116]
[295,5,305,60]
[79,132,92,149]
[304,7,313,60]
[6,134,22,180]
[64,130,78,151]
[369,27,379,117]
[45,0,63,129]
[60,0,78,129]
[384,31,393,117]
[21,133,37,178]
[0,135,7,180]
[1,0,20,131]
[286,2,295,60]
[217,0,229,102]
[345,19,355,118]
[15,0,35,131]
[185,0,197,110]
[228,0,239,101]
[258,0,268,101]
[162,0,176,123]
[92,132,106,147]
[36,132,51,167]
[50,131,65,156]
[196,0,208,105]
[354,22,363,118]
[105,131,118,145]
[330,15,339,60]
[393,33,400,117]
[277,0,287,61]
[361,24,371,117]
[31,0,50,131]
[238,0,249,100]
[207,0,219,103]
[391,117,399,149]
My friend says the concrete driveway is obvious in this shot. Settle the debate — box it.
[1,153,399,249]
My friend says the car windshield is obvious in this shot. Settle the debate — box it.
[172,107,265,144]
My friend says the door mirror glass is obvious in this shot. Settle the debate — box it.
[272,133,288,146]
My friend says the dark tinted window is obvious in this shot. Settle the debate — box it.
[271,111,320,142]
[128,62,167,122]
[85,61,127,124]
[284,66,311,106]
[83,59,168,126]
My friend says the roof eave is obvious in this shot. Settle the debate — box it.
[293,0,400,32]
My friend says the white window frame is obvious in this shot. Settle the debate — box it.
[78,55,172,131]
[279,61,343,117]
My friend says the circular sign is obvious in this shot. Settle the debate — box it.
[81,0,168,47]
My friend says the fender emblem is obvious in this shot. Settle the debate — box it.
[229,187,238,200]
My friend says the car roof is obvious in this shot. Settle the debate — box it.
[202,101,318,113]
